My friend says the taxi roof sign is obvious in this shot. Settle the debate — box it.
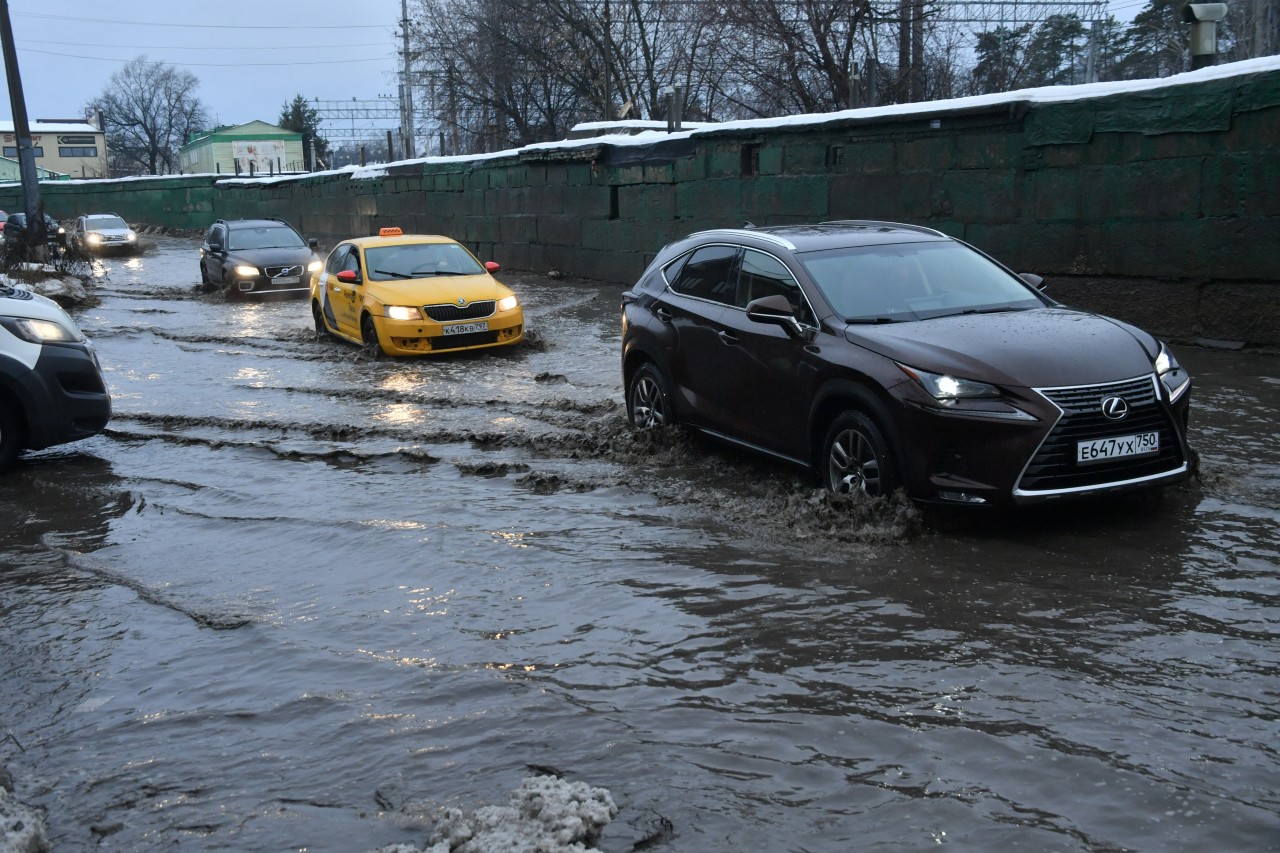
[379,227,403,237]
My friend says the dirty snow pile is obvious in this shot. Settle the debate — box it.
[0,786,49,853]
[0,271,89,308]
[374,775,618,853]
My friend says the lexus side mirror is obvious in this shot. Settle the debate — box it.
[1019,272,1045,291]
[746,294,805,338]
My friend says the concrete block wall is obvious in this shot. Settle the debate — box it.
[4,65,1277,344]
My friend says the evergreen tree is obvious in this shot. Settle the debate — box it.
[278,94,330,169]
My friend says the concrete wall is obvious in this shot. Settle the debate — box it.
[5,64,1278,346]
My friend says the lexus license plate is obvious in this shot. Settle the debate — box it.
[1077,432,1159,465]
[443,321,489,335]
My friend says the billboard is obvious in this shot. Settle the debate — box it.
[232,140,286,175]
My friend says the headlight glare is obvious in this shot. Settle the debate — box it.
[126,231,137,242]
[0,316,81,344]
[497,295,519,312]
[898,363,1000,401]
[234,265,259,277]
[385,305,423,321]
[86,233,102,245]
[307,260,322,273]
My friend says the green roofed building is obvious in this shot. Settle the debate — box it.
[179,120,305,176]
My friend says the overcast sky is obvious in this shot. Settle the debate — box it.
[1,0,402,134]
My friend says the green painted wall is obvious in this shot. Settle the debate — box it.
[5,65,1277,344]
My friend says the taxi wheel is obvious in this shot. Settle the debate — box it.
[361,314,384,358]
[312,300,328,337]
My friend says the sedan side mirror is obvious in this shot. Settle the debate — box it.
[1019,272,1045,291]
[746,294,805,339]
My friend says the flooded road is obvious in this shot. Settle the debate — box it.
[1,236,1277,851]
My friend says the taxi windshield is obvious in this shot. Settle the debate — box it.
[366,242,485,281]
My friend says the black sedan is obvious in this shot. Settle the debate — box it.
[620,221,1193,507]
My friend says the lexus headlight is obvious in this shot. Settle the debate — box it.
[898,364,1000,402]
[1155,343,1190,401]
[0,316,82,344]
[497,295,519,312]
[234,265,259,277]
[385,305,423,321]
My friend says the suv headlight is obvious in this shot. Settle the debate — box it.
[898,364,1000,402]
[307,260,322,273]
[1155,343,1190,401]
[234,265,259,277]
[0,316,82,344]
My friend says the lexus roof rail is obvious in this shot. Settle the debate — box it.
[819,219,947,237]
[687,228,798,251]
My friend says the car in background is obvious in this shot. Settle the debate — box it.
[2,212,66,259]
[72,213,139,255]
[311,227,523,356]
[621,221,1193,507]
[0,282,111,470]
[199,217,321,298]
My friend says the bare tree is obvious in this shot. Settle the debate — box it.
[84,56,208,176]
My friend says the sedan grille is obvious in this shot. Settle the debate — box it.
[1017,375,1185,493]
[424,300,495,322]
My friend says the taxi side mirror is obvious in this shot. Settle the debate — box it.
[485,261,500,273]
[336,269,361,284]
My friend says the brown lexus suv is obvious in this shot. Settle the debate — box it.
[620,221,1193,507]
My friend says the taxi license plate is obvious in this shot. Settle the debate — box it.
[1077,432,1159,465]
[443,321,489,335]
[272,276,300,285]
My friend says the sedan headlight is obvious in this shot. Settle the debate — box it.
[497,295,519,312]
[1155,343,1190,401]
[898,364,1000,401]
[385,305,423,321]
[0,316,82,344]
[234,265,259,277]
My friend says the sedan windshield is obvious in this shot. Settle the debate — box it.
[227,226,306,251]
[365,242,485,281]
[799,240,1044,323]
[86,216,128,230]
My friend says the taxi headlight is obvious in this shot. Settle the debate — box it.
[497,295,519,312]
[0,316,82,344]
[307,260,322,273]
[385,305,423,321]
[234,265,259,277]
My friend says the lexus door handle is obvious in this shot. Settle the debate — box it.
[655,307,673,322]
[718,330,739,345]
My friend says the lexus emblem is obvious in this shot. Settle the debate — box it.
[1101,396,1129,420]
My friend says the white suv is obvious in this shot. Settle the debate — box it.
[0,283,111,470]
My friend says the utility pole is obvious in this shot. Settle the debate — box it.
[603,0,613,121]
[400,0,416,159]
[0,0,47,256]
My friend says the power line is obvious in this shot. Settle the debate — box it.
[18,38,391,51]
[13,12,390,30]
[18,47,390,68]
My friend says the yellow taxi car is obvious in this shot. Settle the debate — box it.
[310,228,523,356]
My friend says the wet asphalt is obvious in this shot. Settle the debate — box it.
[0,236,1277,851]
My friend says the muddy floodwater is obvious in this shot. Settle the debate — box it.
[2,236,1277,851]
